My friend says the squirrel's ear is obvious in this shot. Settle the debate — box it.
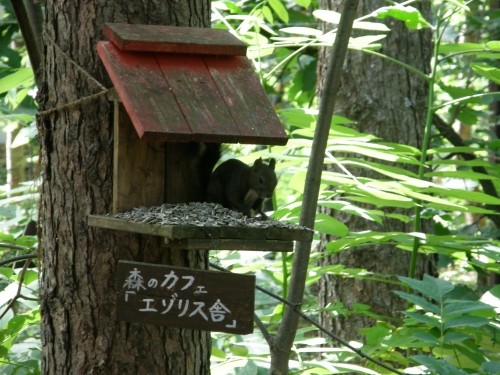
[254,158,263,167]
[269,158,276,170]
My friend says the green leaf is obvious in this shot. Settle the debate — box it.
[443,331,472,343]
[425,170,500,181]
[471,63,500,84]
[313,10,390,31]
[211,345,226,359]
[425,187,500,205]
[438,43,484,54]
[280,27,322,37]
[395,292,440,315]
[294,0,311,7]
[328,144,420,164]
[404,311,440,327]
[229,344,248,356]
[349,35,386,49]
[343,194,416,209]
[486,41,500,50]
[268,0,289,23]
[0,267,15,279]
[399,275,454,303]
[314,213,349,237]
[443,315,491,330]
[359,184,414,203]
[412,355,468,375]
[429,146,483,154]
[318,200,383,223]
[312,10,340,24]
[352,21,391,32]
[374,5,431,29]
[412,332,439,345]
[261,5,274,24]
[442,300,495,319]
[20,269,38,285]
[0,68,34,95]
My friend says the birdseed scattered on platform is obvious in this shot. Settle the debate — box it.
[113,202,310,231]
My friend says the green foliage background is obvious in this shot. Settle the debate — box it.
[0,0,499,374]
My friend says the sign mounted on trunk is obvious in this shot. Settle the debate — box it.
[116,260,255,334]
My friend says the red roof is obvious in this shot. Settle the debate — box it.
[97,24,288,145]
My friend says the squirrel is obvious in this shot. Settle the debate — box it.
[207,158,277,218]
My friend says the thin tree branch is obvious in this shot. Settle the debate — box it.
[253,313,272,345]
[0,254,37,267]
[9,0,43,81]
[0,259,32,321]
[269,2,359,373]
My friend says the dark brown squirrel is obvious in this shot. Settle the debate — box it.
[207,158,277,218]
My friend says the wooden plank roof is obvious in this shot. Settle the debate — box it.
[97,24,288,145]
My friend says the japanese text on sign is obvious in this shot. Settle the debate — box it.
[116,261,255,334]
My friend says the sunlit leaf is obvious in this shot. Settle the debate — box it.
[425,187,500,205]
[280,27,322,37]
[313,9,341,24]
[349,34,386,49]
[486,41,500,50]
[438,43,484,54]
[268,0,289,23]
[352,21,390,32]
[425,170,500,181]
[0,68,34,95]
[318,200,383,223]
[471,63,500,84]
[313,10,390,31]
[294,0,311,7]
[261,5,274,23]
[314,213,349,237]
[374,5,431,29]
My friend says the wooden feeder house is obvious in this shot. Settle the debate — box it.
[88,24,312,252]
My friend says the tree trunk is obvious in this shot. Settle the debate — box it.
[317,0,434,340]
[37,1,212,373]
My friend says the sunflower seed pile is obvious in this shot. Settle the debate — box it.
[113,202,307,230]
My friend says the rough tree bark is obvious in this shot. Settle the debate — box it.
[317,0,434,340]
[37,1,212,373]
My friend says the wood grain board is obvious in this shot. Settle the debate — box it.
[97,35,288,144]
[88,214,313,247]
[104,23,247,56]
[116,260,255,334]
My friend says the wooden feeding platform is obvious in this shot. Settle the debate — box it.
[88,203,313,252]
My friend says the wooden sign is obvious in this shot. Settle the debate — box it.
[116,261,255,334]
